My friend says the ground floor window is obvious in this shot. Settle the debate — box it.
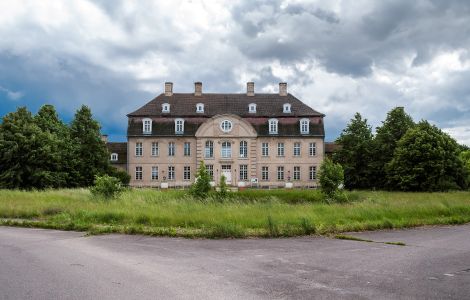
[261,166,269,181]
[135,166,142,180]
[206,164,214,180]
[151,166,158,180]
[239,164,248,181]
[293,166,300,180]
[184,166,191,180]
[309,166,317,180]
[168,166,175,180]
[277,166,284,181]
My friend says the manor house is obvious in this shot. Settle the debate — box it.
[110,82,325,188]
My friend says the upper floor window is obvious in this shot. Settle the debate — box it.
[269,118,278,134]
[143,118,152,133]
[175,118,184,134]
[110,153,118,161]
[283,103,291,113]
[293,142,301,156]
[300,118,310,134]
[162,103,170,113]
[221,141,232,158]
[277,142,285,156]
[220,120,232,133]
[196,103,204,113]
[261,142,269,156]
[239,140,248,158]
[184,142,191,156]
[168,142,175,156]
[135,142,143,157]
[151,142,159,156]
[205,140,214,158]
[309,142,316,156]
[249,103,257,113]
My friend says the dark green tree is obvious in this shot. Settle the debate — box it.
[190,161,212,198]
[70,105,109,186]
[459,150,470,188]
[333,113,374,189]
[370,107,414,189]
[386,120,467,191]
[319,158,344,200]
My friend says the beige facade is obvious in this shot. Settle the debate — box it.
[128,114,324,188]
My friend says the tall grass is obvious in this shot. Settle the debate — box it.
[1,188,470,238]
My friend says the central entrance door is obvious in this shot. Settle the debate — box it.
[221,165,232,184]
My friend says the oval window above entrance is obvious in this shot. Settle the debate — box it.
[220,120,233,133]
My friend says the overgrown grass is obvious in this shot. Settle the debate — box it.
[0,188,470,238]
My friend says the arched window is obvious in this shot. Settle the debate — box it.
[220,120,232,132]
[249,103,257,113]
[110,153,118,161]
[162,103,170,113]
[175,118,184,134]
[300,118,310,134]
[239,140,248,158]
[283,103,291,113]
[196,103,204,113]
[269,118,278,134]
[142,118,152,133]
[221,141,232,158]
[205,140,214,158]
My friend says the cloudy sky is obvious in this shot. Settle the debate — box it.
[1,0,469,145]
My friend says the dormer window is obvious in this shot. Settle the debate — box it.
[283,103,291,113]
[196,103,204,113]
[269,118,278,134]
[162,103,170,113]
[175,118,184,134]
[249,103,257,113]
[143,118,152,134]
[300,118,310,134]
[110,153,118,161]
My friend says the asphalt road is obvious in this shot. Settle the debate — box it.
[1,225,469,300]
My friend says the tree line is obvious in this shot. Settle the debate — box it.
[333,107,470,191]
[0,105,128,189]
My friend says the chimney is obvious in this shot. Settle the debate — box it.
[279,82,287,96]
[164,82,173,96]
[247,82,255,96]
[194,82,202,96]
[101,134,108,143]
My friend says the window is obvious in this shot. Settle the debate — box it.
[135,166,142,180]
[262,142,269,156]
[168,142,175,156]
[220,120,232,132]
[277,166,284,181]
[261,166,269,181]
[300,118,310,134]
[151,166,158,180]
[309,166,317,180]
[309,142,316,156]
[110,153,118,161]
[151,142,159,156]
[205,140,214,158]
[135,142,143,156]
[143,118,152,133]
[293,166,300,181]
[239,164,248,181]
[184,166,191,180]
[221,141,231,158]
[184,142,191,156]
[206,164,214,180]
[168,166,175,180]
[239,140,248,158]
[269,118,278,134]
[294,142,301,156]
[175,118,184,134]
[162,103,170,113]
[277,142,284,157]
[249,103,256,113]
[283,103,291,113]
[196,103,204,113]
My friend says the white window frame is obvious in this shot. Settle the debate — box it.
[135,166,143,180]
[175,118,184,134]
[221,141,232,158]
[162,103,170,113]
[206,164,214,180]
[135,142,143,157]
[239,164,248,181]
[239,140,248,158]
[168,142,175,156]
[283,103,291,113]
[300,118,310,134]
[261,142,269,157]
[309,142,316,156]
[151,166,159,180]
[277,142,284,157]
[293,166,301,181]
[110,153,118,161]
[261,166,269,181]
[293,142,301,156]
[184,142,191,156]
[143,118,152,134]
[151,142,159,156]
[277,166,285,181]
[309,166,317,181]
[205,140,214,158]
[183,166,191,181]
[249,103,257,113]
[220,120,233,133]
[196,103,204,113]
[269,118,278,134]
[168,166,175,180]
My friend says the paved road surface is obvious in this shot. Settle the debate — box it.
[1,225,469,299]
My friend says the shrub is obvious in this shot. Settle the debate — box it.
[90,175,123,199]
[109,168,131,185]
[190,161,212,198]
[319,158,345,202]
[216,174,229,200]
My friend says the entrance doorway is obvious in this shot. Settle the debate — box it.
[221,165,232,184]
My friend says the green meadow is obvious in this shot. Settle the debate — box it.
[1,189,469,238]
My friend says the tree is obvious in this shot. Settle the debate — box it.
[190,161,212,198]
[459,150,470,188]
[370,107,414,189]
[386,120,467,191]
[319,158,344,200]
[333,113,373,189]
[70,105,110,186]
